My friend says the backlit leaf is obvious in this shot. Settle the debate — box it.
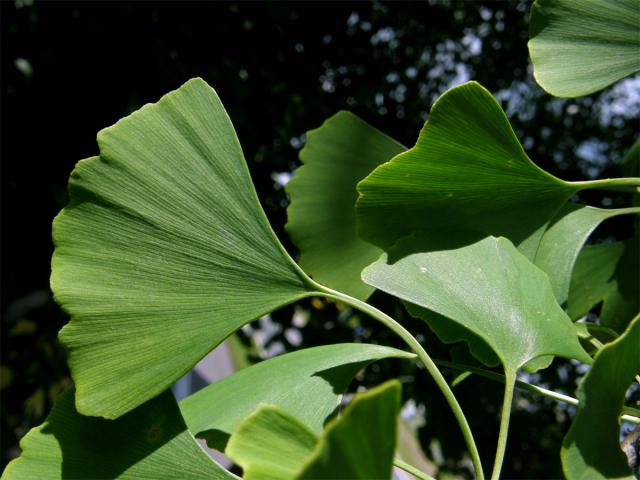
[286,112,405,300]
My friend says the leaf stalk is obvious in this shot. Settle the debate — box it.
[490,371,516,480]
[393,458,436,480]
[312,284,485,480]
[572,177,640,191]
[433,358,640,425]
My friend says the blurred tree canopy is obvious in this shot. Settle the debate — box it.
[2,1,638,477]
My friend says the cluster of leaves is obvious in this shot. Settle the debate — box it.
[3,0,640,479]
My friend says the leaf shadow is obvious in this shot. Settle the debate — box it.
[43,389,183,478]
[384,229,487,265]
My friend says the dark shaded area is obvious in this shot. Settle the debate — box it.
[5,389,221,478]
[2,1,638,477]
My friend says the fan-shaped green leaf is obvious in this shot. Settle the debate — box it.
[356,82,578,257]
[528,0,640,97]
[561,315,640,479]
[225,381,401,480]
[286,112,405,300]
[362,236,591,377]
[533,203,639,306]
[1,389,234,480]
[179,343,414,450]
[298,380,401,479]
[52,78,318,419]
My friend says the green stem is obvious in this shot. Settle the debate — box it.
[393,458,436,480]
[491,371,516,480]
[572,177,640,191]
[434,358,640,425]
[588,337,605,351]
[312,284,484,480]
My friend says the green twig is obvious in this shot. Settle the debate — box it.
[491,370,515,480]
[312,283,485,480]
[572,177,640,191]
[434,358,640,425]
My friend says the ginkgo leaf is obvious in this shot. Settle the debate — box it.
[561,315,640,480]
[528,0,640,97]
[286,111,405,300]
[1,389,235,480]
[52,78,319,419]
[356,82,639,259]
[362,235,592,378]
[179,343,414,450]
[533,203,639,306]
[225,381,401,480]
[298,380,401,479]
[225,404,318,480]
[356,82,578,258]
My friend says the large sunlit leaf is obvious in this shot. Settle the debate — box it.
[528,0,640,97]
[225,381,401,480]
[533,203,639,306]
[1,389,235,480]
[362,236,592,378]
[52,78,319,419]
[286,112,405,300]
[561,315,640,480]
[179,343,414,451]
[356,82,578,258]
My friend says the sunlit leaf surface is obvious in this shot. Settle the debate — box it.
[363,236,591,376]
[52,78,317,419]
[179,343,414,450]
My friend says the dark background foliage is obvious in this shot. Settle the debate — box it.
[2,1,638,477]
